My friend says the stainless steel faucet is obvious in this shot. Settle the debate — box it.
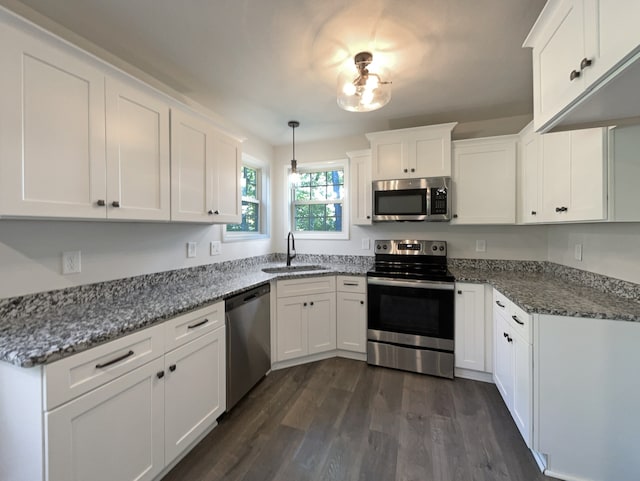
[286,231,296,266]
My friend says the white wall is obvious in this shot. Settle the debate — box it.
[547,223,640,284]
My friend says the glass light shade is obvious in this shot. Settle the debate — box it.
[337,65,391,112]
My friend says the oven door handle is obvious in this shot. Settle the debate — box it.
[367,277,455,290]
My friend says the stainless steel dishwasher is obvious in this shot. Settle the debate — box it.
[225,283,271,411]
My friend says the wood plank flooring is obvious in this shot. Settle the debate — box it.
[162,358,556,481]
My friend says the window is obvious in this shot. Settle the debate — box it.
[225,155,268,240]
[288,160,349,239]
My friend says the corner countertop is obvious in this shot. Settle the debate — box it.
[0,261,369,368]
[450,266,640,323]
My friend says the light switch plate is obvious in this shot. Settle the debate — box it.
[210,241,221,256]
[361,238,370,250]
[476,240,486,253]
[187,242,197,258]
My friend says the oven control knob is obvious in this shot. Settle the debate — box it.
[432,245,438,251]
[383,245,387,250]
[376,244,381,250]
[439,246,445,251]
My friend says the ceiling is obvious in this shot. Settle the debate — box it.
[4,0,547,145]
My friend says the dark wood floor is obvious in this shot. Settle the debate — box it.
[162,358,555,481]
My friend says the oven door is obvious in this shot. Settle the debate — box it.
[367,277,454,351]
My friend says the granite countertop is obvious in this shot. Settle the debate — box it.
[450,266,640,323]
[2,255,639,369]
[0,259,370,368]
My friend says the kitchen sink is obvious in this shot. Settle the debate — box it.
[261,264,328,274]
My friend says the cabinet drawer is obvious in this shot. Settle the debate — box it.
[336,275,366,293]
[164,301,224,352]
[44,323,165,410]
[493,289,532,343]
[277,276,336,298]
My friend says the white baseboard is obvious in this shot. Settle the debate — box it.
[455,367,494,383]
[531,449,547,473]
[271,349,367,371]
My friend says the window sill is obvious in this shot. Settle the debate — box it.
[222,232,270,243]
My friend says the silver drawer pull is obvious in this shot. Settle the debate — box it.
[512,315,525,326]
[188,318,209,329]
[96,350,134,369]
[495,300,505,308]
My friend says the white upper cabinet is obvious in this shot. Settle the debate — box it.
[170,107,241,223]
[451,136,517,224]
[540,128,607,222]
[105,77,170,221]
[366,123,457,180]
[347,149,372,225]
[0,21,107,219]
[517,122,542,224]
[524,0,640,132]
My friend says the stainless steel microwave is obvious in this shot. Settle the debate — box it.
[372,177,451,222]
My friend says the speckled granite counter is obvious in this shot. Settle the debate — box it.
[2,255,639,369]
[449,260,640,323]
[0,254,372,368]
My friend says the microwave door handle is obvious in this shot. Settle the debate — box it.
[367,277,455,290]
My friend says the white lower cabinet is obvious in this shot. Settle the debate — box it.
[46,357,166,481]
[454,283,486,372]
[0,302,226,481]
[336,276,367,354]
[493,289,533,447]
[164,328,225,463]
[276,288,336,361]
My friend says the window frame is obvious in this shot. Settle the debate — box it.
[223,154,269,242]
[285,158,349,240]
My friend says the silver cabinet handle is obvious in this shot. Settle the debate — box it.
[580,57,592,70]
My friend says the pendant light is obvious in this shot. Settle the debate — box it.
[337,51,392,112]
[288,120,300,185]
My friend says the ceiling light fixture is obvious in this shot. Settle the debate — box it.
[337,51,392,112]
[288,120,300,185]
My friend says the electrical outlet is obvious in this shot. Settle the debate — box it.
[476,240,486,253]
[361,238,370,250]
[187,242,197,258]
[574,243,583,261]
[210,241,221,256]
[62,251,81,274]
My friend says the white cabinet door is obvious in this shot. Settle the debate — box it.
[276,296,308,361]
[541,131,572,221]
[541,128,606,222]
[170,108,215,222]
[531,0,590,130]
[348,150,372,225]
[307,293,337,355]
[105,77,170,221]
[210,131,241,223]
[452,137,517,224]
[336,292,366,353]
[370,136,406,180]
[46,357,165,481]
[589,0,640,82]
[0,22,106,219]
[567,128,606,221]
[454,283,485,371]
[518,124,541,223]
[164,328,225,463]
[511,330,532,446]
[493,310,513,408]
[412,130,452,178]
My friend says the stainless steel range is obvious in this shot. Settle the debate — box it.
[366,239,455,379]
